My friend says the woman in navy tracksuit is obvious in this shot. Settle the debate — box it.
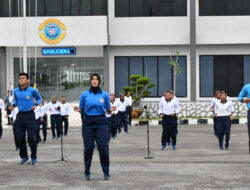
[75,73,111,180]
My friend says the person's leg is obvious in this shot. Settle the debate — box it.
[225,117,231,149]
[13,121,19,149]
[213,117,218,137]
[82,126,95,175]
[55,115,62,138]
[50,115,56,138]
[95,124,110,175]
[127,107,132,126]
[25,113,37,159]
[0,110,2,138]
[217,118,224,149]
[35,119,40,144]
[117,112,121,133]
[161,116,168,147]
[42,116,47,141]
[15,115,28,159]
[122,112,128,133]
[64,116,69,135]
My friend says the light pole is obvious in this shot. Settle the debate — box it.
[23,0,27,73]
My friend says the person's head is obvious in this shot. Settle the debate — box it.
[51,96,57,103]
[120,94,125,101]
[19,73,29,86]
[90,73,101,87]
[163,91,167,96]
[110,94,115,102]
[125,91,130,97]
[110,93,115,98]
[215,90,221,99]
[164,91,172,101]
[61,96,66,103]
[220,91,227,101]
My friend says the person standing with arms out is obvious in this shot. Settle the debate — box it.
[211,90,221,138]
[117,94,129,134]
[159,91,179,151]
[40,96,48,143]
[0,97,5,139]
[60,96,71,136]
[5,90,12,125]
[74,73,111,180]
[7,107,19,150]
[238,83,250,153]
[49,96,61,139]
[125,91,133,127]
[214,92,234,150]
[9,73,41,165]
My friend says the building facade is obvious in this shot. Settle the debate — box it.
[0,0,250,116]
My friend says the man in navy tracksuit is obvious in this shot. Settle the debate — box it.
[9,73,41,165]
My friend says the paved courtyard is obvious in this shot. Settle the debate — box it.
[0,124,250,190]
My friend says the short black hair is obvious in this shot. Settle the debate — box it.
[61,96,66,98]
[19,73,29,80]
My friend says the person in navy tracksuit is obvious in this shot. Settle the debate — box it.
[9,73,41,165]
[74,73,112,180]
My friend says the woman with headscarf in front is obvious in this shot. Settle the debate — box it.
[74,73,112,181]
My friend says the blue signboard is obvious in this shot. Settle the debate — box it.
[42,47,76,55]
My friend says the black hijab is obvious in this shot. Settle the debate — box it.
[90,73,101,94]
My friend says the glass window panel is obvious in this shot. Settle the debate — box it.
[199,0,213,16]
[243,0,250,15]
[130,0,144,16]
[14,57,104,102]
[115,57,129,97]
[129,57,143,76]
[144,0,158,16]
[115,0,129,17]
[200,56,214,97]
[143,57,157,96]
[244,56,250,84]
[228,0,242,15]
[158,56,172,96]
[93,0,106,15]
[173,0,187,16]
[175,56,187,97]
[79,0,91,15]
[158,0,173,16]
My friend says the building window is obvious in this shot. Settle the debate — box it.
[115,56,187,97]
[14,57,104,102]
[0,0,107,17]
[199,0,250,16]
[115,0,187,17]
[199,55,250,97]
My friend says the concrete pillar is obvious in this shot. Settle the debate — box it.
[190,0,197,101]
[0,47,7,99]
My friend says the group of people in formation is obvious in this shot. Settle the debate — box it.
[0,72,133,180]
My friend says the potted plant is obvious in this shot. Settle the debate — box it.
[123,75,155,118]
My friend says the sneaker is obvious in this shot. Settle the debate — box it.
[20,157,29,165]
[85,174,92,180]
[64,134,67,137]
[36,144,39,147]
[31,158,37,165]
[112,136,115,139]
[104,173,110,180]
[125,131,128,134]
[167,142,171,146]
[225,144,229,150]
[0,136,2,140]
[219,145,223,150]
[52,136,56,140]
[16,148,20,151]
[172,145,176,150]
[162,145,167,150]
[42,140,47,144]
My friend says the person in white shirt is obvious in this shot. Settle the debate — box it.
[211,90,221,138]
[0,98,5,139]
[7,107,19,150]
[60,96,71,136]
[49,96,61,139]
[40,96,49,143]
[170,90,179,137]
[125,91,133,126]
[214,91,234,150]
[116,94,129,134]
[34,100,43,146]
[106,93,119,139]
[159,91,179,151]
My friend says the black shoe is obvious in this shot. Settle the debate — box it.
[104,173,110,180]
[225,144,229,150]
[85,174,92,180]
[219,145,223,150]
